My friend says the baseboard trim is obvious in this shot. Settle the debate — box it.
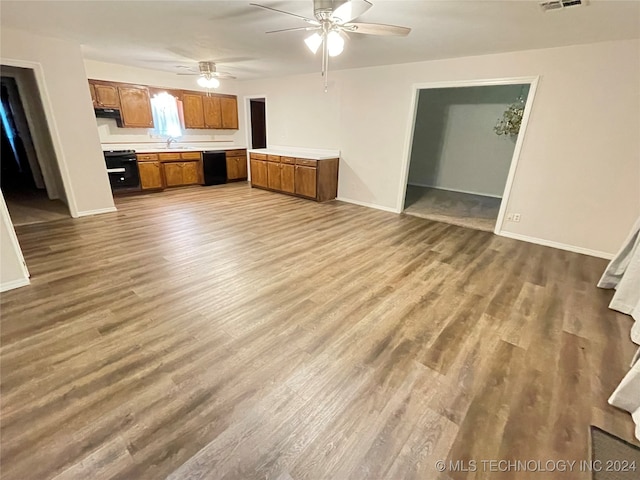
[1,277,30,293]
[336,197,398,213]
[76,206,117,218]
[407,183,503,199]
[497,230,614,260]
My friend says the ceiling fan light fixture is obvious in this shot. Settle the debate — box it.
[304,32,323,54]
[327,30,345,57]
[197,75,220,89]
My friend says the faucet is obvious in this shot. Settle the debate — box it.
[166,137,176,149]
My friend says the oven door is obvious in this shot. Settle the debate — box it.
[105,157,140,191]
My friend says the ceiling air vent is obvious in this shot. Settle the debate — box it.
[539,0,588,12]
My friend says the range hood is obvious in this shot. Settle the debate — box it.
[94,107,123,127]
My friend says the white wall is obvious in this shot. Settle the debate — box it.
[408,85,527,197]
[239,39,640,257]
[0,27,115,216]
[0,193,29,292]
[83,60,246,148]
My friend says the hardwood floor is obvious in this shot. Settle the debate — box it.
[1,183,637,480]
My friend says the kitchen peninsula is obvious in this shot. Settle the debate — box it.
[248,148,339,202]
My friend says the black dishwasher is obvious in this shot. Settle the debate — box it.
[202,151,227,185]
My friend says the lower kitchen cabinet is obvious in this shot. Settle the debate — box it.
[138,161,164,190]
[267,161,282,190]
[163,162,201,187]
[281,163,295,194]
[294,165,317,199]
[250,159,268,188]
[249,153,338,202]
[225,150,248,181]
[136,151,203,190]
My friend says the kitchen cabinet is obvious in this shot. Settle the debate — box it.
[137,151,203,190]
[138,161,164,190]
[226,150,248,181]
[183,93,205,129]
[89,78,239,131]
[250,156,268,188]
[281,163,295,194]
[203,96,222,129]
[89,80,120,109]
[118,85,154,128]
[220,96,239,129]
[295,165,317,199]
[267,156,281,190]
[249,152,339,202]
[164,162,201,187]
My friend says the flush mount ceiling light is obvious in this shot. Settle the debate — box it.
[252,0,411,91]
[176,61,236,90]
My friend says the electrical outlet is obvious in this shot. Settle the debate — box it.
[513,213,521,222]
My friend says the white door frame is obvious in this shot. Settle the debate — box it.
[0,190,30,292]
[0,57,79,217]
[396,76,540,235]
[243,94,268,181]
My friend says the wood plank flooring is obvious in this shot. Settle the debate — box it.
[1,183,637,480]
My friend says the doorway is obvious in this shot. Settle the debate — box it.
[400,79,537,233]
[248,97,267,149]
[0,67,70,226]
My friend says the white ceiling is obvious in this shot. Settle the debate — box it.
[1,1,638,79]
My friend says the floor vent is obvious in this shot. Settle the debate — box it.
[540,0,587,12]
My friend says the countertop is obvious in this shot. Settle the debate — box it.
[248,147,340,161]
[102,145,246,153]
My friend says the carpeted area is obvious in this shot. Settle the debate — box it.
[403,185,502,232]
[591,426,640,480]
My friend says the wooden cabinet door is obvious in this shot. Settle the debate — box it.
[183,93,205,129]
[281,164,295,194]
[295,165,317,199]
[89,83,97,108]
[250,160,268,188]
[220,97,238,129]
[118,86,153,128]
[226,157,241,180]
[163,162,184,187]
[267,161,281,190]
[94,84,120,108]
[182,161,201,185]
[236,157,248,179]
[138,162,163,189]
[203,95,222,129]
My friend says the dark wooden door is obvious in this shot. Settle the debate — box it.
[250,99,266,149]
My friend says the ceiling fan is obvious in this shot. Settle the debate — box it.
[177,61,236,89]
[251,0,411,91]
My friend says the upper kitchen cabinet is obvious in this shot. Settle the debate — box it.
[118,85,154,128]
[220,96,238,129]
[89,80,120,109]
[203,95,222,129]
[183,93,205,129]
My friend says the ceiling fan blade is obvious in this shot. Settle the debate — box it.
[212,73,237,79]
[250,3,319,25]
[343,22,411,36]
[266,26,318,34]
[176,72,200,76]
[331,0,372,24]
